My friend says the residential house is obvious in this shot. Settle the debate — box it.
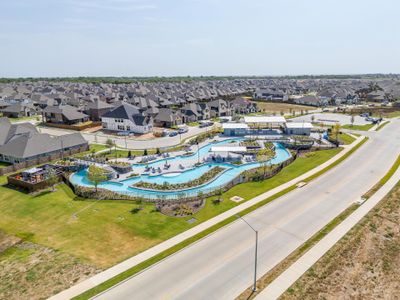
[181,103,210,123]
[294,95,326,107]
[43,105,89,125]
[86,100,114,121]
[208,99,233,117]
[101,103,153,134]
[1,103,38,118]
[230,97,258,114]
[154,108,183,128]
[0,117,88,163]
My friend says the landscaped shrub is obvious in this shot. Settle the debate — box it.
[133,166,226,191]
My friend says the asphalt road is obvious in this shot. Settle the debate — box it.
[38,125,214,149]
[95,119,400,300]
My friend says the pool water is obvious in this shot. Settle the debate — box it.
[70,139,292,199]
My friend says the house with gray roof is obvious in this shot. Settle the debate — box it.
[181,103,210,123]
[154,108,183,128]
[101,103,153,134]
[208,99,234,117]
[1,103,38,118]
[86,99,114,121]
[43,105,89,125]
[0,117,87,163]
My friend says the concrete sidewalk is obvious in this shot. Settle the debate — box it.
[255,160,400,300]
[50,137,365,300]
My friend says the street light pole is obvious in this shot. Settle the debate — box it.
[236,215,258,292]
[197,141,200,165]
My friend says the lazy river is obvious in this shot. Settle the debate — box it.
[70,138,292,200]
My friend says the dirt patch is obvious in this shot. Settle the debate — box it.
[281,183,400,300]
[157,199,205,217]
[0,230,21,252]
[0,232,99,300]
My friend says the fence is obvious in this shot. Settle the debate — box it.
[44,121,101,131]
[0,145,89,176]
[7,174,63,193]
[69,153,297,203]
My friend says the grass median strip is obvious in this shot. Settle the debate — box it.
[363,154,400,199]
[239,139,400,300]
[341,123,375,131]
[73,138,368,300]
[375,120,390,131]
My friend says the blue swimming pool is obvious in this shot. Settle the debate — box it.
[70,139,292,199]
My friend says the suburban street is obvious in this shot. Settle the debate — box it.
[38,125,215,149]
[94,119,400,300]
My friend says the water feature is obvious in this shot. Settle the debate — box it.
[70,138,292,200]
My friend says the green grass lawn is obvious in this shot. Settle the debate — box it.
[341,123,374,131]
[375,121,390,131]
[0,148,342,269]
[7,115,42,123]
[329,133,355,145]
[0,162,11,169]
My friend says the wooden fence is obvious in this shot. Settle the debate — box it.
[44,121,101,131]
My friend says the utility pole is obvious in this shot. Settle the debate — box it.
[60,139,64,160]
[236,215,258,292]
[197,141,200,164]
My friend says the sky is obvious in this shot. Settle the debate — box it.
[0,0,399,77]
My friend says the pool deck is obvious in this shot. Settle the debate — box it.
[110,137,251,182]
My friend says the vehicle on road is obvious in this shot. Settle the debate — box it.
[178,127,189,134]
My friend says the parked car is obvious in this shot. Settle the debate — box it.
[178,128,188,134]
[169,131,178,137]
[199,121,214,128]
[117,132,130,136]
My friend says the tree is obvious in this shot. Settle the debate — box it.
[350,115,355,127]
[311,115,315,123]
[87,165,107,193]
[156,148,161,155]
[143,149,148,156]
[332,123,341,144]
[106,138,114,154]
[47,171,59,192]
[127,150,132,158]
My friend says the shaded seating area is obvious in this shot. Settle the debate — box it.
[7,164,63,192]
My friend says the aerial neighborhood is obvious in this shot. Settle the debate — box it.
[0,76,400,300]
[0,77,398,167]
[3,1,400,299]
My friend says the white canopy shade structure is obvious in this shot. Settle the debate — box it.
[244,116,286,124]
[222,123,249,129]
[285,122,313,129]
[210,146,247,153]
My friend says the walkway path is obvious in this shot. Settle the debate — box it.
[50,135,366,300]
